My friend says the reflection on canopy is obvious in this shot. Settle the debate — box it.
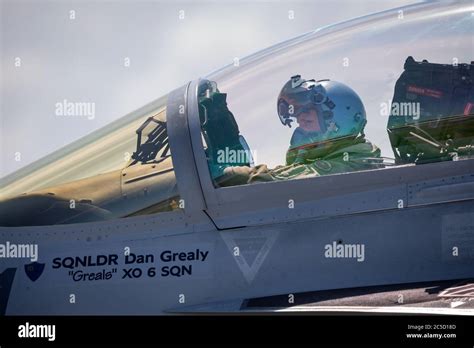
[206,1,473,168]
[0,97,167,200]
[0,97,182,226]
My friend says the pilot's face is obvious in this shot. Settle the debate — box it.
[296,109,321,132]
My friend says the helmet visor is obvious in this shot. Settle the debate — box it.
[278,99,317,118]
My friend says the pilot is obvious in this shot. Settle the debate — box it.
[216,75,384,186]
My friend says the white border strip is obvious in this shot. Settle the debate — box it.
[270,306,474,315]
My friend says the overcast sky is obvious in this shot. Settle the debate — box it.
[0,0,416,178]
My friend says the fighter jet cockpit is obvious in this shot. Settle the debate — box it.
[0,0,472,227]
[197,56,474,188]
[193,2,473,188]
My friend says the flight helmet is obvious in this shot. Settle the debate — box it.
[277,75,367,148]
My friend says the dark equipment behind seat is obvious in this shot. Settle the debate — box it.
[198,81,251,172]
[387,56,474,164]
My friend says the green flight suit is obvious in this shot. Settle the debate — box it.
[215,136,384,187]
